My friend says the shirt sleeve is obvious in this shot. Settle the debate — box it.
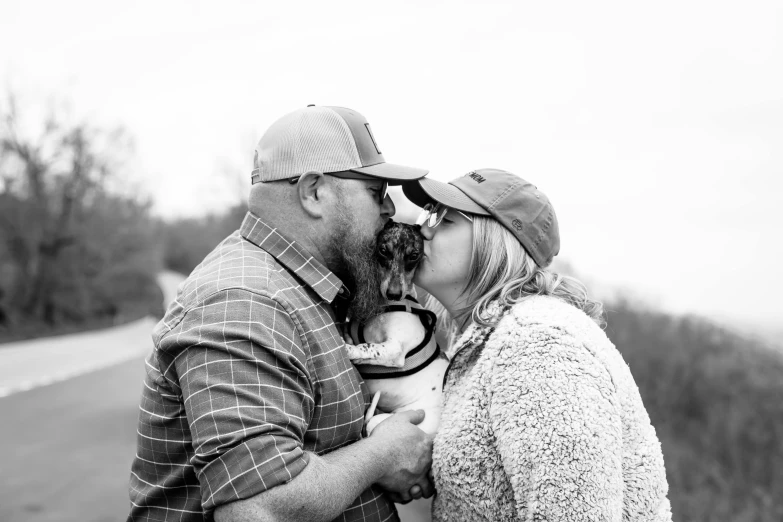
[488,323,624,521]
[163,288,315,514]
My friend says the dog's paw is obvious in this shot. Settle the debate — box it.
[346,339,407,368]
[345,343,379,365]
[365,413,393,435]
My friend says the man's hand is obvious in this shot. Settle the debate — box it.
[214,409,434,521]
[369,409,435,503]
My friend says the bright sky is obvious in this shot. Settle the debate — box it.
[2,0,781,335]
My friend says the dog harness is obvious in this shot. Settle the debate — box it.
[351,296,442,379]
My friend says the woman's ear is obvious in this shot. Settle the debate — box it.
[297,171,331,218]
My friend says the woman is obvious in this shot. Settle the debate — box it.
[402,169,671,522]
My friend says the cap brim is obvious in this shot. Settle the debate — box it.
[402,178,490,215]
[351,162,428,185]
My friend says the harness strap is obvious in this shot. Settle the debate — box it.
[351,296,441,378]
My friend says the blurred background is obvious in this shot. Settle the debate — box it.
[1,1,781,521]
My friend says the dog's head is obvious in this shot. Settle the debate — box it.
[376,220,424,301]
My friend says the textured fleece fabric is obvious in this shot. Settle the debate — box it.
[432,295,672,521]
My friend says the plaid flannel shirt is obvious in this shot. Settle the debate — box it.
[128,212,398,522]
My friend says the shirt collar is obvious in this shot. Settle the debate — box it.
[240,212,348,304]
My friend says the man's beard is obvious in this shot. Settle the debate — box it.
[327,201,384,324]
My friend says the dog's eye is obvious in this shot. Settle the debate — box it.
[409,253,421,262]
[378,245,390,258]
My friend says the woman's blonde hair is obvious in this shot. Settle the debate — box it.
[450,215,605,331]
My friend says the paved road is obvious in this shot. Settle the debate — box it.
[0,272,181,522]
[0,355,147,522]
[0,355,431,522]
[0,318,157,398]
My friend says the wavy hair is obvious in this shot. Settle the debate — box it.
[448,216,606,331]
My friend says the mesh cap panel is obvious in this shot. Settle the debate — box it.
[254,107,363,181]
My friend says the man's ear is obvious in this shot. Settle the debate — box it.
[297,171,333,219]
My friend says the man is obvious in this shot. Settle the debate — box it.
[128,106,434,521]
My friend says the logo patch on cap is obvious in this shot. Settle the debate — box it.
[468,171,486,183]
[512,219,523,231]
[365,124,381,154]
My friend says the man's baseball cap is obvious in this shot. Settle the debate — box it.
[403,168,560,267]
[251,105,428,185]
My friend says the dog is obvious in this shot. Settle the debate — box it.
[345,220,448,435]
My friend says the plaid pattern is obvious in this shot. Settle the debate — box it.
[128,212,398,522]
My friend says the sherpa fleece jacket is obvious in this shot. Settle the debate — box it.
[431,295,672,522]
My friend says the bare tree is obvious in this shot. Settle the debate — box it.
[0,92,159,330]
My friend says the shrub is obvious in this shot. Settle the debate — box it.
[160,203,246,275]
[606,300,783,522]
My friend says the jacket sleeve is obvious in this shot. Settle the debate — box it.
[488,323,624,521]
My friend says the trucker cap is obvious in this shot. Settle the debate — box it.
[251,105,428,185]
[403,168,560,267]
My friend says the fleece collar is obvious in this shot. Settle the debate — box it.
[443,299,510,383]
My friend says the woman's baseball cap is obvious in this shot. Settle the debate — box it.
[403,168,560,267]
[251,105,428,185]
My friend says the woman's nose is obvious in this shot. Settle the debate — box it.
[419,224,434,240]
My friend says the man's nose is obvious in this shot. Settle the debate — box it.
[381,193,396,218]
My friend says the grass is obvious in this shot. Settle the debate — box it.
[605,300,783,522]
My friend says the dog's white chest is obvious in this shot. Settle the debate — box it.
[348,304,447,434]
